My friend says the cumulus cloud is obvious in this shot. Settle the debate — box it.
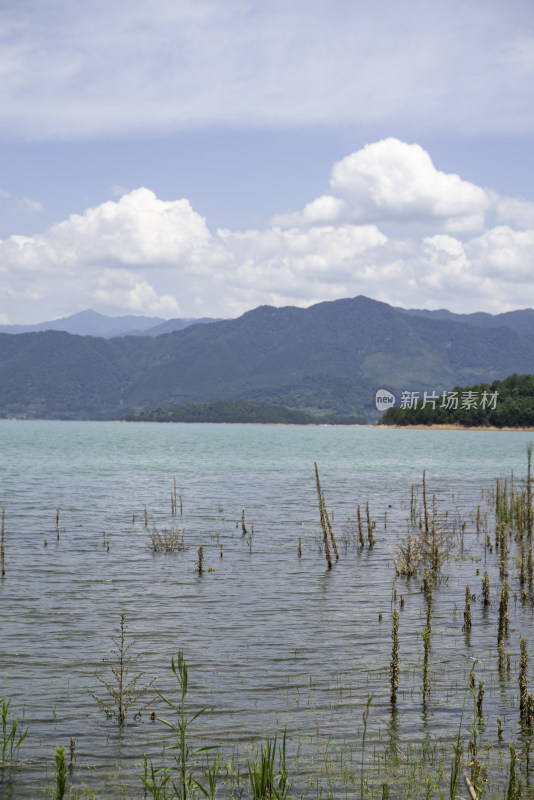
[2,139,534,322]
[0,188,211,318]
[93,271,182,316]
[276,139,491,232]
[467,226,534,281]
[330,140,491,232]
[271,196,350,228]
[1,0,534,139]
[2,188,210,272]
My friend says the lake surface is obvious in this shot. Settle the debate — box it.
[1,421,533,798]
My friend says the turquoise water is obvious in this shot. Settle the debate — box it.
[1,421,533,797]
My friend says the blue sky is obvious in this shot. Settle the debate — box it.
[2,0,534,323]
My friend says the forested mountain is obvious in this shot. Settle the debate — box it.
[2,296,534,420]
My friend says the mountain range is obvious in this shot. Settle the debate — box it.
[1,296,534,421]
[0,309,219,338]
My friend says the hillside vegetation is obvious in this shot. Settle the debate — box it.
[2,296,534,420]
[123,400,366,424]
[380,374,534,428]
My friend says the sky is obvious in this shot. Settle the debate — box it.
[2,0,534,324]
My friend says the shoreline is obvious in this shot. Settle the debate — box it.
[376,423,534,431]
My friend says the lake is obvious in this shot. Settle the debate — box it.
[1,420,533,798]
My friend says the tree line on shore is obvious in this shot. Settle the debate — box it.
[380,373,534,427]
[123,400,366,425]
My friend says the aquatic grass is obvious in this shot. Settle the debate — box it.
[357,505,364,548]
[88,613,155,726]
[197,545,204,574]
[171,478,180,516]
[481,572,490,607]
[314,463,339,562]
[392,532,422,577]
[141,759,171,799]
[506,743,520,800]
[423,569,434,631]
[200,749,221,800]
[422,627,431,706]
[433,732,463,800]
[1,695,28,768]
[360,693,372,800]
[477,681,484,722]
[497,582,510,649]
[148,525,186,553]
[390,610,400,706]
[54,745,67,800]
[466,661,487,791]
[418,474,456,573]
[247,732,290,800]
[463,585,472,632]
[69,737,75,771]
[149,651,220,800]
[519,637,529,723]
[0,505,5,577]
[366,502,376,548]
[314,463,334,569]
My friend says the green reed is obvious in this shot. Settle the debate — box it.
[143,651,220,800]
[1,695,28,768]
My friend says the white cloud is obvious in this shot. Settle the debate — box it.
[467,226,534,281]
[271,196,350,228]
[2,188,210,271]
[0,188,211,319]
[2,140,534,322]
[1,1,534,139]
[0,188,43,214]
[328,139,491,232]
[274,139,492,232]
[93,271,181,316]
[496,196,534,229]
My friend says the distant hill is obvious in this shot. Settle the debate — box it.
[400,306,534,338]
[0,309,220,338]
[136,317,221,336]
[2,295,534,420]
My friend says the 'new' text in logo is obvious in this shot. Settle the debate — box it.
[375,389,396,411]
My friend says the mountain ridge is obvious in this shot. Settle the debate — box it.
[1,295,534,421]
[0,309,220,338]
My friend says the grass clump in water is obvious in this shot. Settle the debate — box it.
[248,732,290,800]
[148,525,186,553]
